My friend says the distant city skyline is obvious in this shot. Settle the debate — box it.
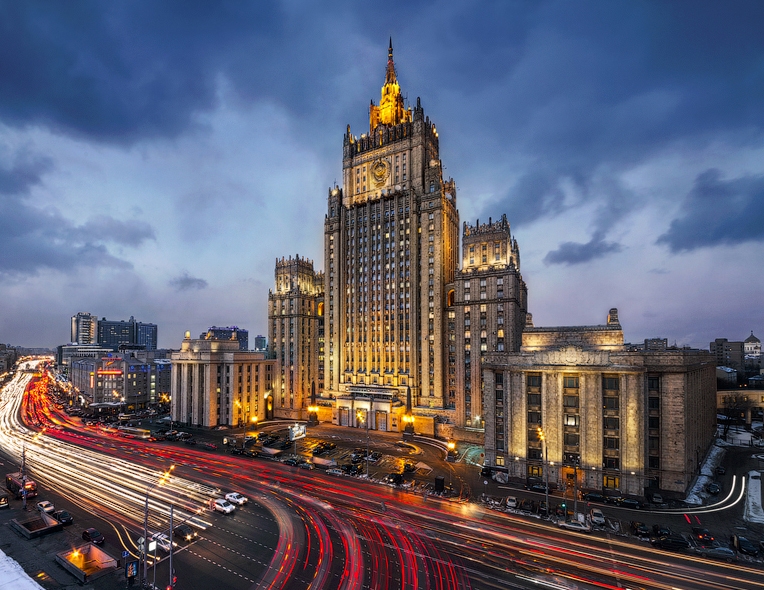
[1,3,763,349]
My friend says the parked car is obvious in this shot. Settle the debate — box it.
[706,482,721,495]
[213,499,235,514]
[582,493,605,503]
[282,457,299,466]
[652,524,672,537]
[529,483,548,494]
[651,534,689,550]
[174,524,198,542]
[630,521,650,538]
[184,438,197,446]
[150,532,176,552]
[505,496,518,509]
[326,468,344,477]
[52,510,73,525]
[691,527,714,543]
[617,498,641,510]
[730,534,759,556]
[716,466,726,476]
[0,493,9,509]
[225,492,248,505]
[650,493,664,504]
[589,508,606,526]
[384,473,404,485]
[298,460,315,470]
[403,461,416,473]
[694,545,737,562]
[558,520,591,533]
[82,528,104,544]
[36,500,55,514]
[519,499,536,513]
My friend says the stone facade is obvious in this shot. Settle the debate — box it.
[268,255,323,420]
[171,335,276,428]
[481,309,716,498]
[321,41,460,430]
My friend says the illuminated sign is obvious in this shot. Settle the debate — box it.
[288,423,306,441]
[125,560,138,578]
[97,370,123,376]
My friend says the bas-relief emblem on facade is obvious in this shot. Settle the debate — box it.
[540,345,609,366]
[371,158,390,185]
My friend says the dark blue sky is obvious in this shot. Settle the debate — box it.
[1,1,763,348]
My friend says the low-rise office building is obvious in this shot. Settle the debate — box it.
[171,333,276,428]
[482,309,716,498]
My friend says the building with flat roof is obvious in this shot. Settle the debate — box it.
[481,309,716,498]
[170,333,276,428]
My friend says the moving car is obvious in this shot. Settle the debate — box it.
[403,461,416,473]
[174,524,198,542]
[36,500,55,514]
[52,510,73,525]
[0,493,8,509]
[225,492,248,505]
[558,520,591,533]
[213,498,235,514]
[82,528,104,544]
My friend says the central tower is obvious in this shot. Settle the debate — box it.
[324,40,459,428]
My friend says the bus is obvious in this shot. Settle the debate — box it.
[6,472,38,499]
[116,426,152,440]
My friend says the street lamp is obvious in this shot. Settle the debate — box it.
[537,427,549,518]
[142,465,174,586]
[402,413,414,434]
[357,409,369,478]
[251,415,258,430]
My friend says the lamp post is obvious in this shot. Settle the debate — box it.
[307,381,318,426]
[357,409,370,478]
[142,465,174,586]
[537,427,549,517]
[251,415,258,430]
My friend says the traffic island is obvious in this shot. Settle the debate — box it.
[54,544,118,583]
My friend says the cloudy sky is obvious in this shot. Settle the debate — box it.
[2,1,763,350]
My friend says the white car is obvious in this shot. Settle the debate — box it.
[326,468,344,476]
[36,501,55,514]
[149,532,176,552]
[558,520,591,533]
[225,492,248,506]
[505,496,518,509]
[590,508,606,526]
[213,498,235,514]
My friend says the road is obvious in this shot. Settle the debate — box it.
[1,361,763,589]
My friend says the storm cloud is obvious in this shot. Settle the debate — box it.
[657,169,764,252]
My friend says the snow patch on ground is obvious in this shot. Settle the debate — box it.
[0,549,43,589]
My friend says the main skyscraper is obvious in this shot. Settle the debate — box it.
[322,41,459,428]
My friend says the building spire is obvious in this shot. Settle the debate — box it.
[369,38,412,132]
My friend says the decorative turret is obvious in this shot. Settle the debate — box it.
[369,39,412,133]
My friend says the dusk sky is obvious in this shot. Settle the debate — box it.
[2,1,763,350]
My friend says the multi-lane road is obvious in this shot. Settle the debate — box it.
[1,361,763,589]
